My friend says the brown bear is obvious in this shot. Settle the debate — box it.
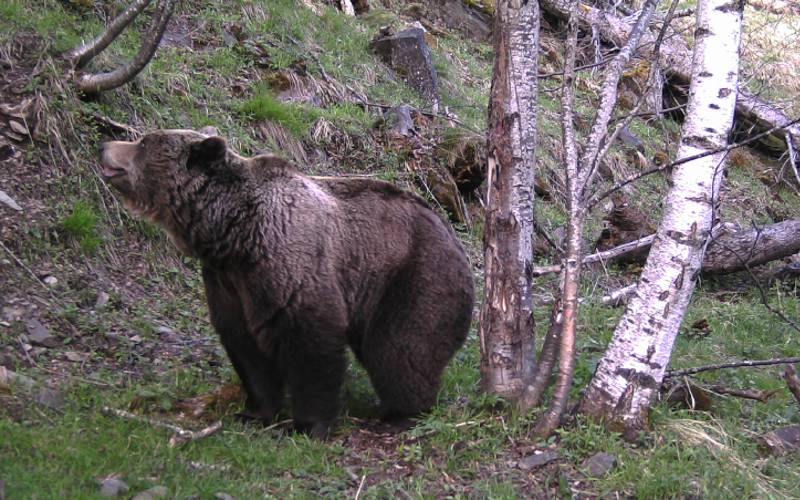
[99,129,474,438]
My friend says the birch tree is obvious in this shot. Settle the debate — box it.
[579,0,745,438]
[527,0,661,436]
[479,0,539,399]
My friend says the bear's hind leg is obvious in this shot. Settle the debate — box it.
[361,277,471,420]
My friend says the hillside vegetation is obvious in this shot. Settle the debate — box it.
[0,0,799,497]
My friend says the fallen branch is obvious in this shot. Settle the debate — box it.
[532,234,655,276]
[706,385,778,404]
[101,406,222,447]
[534,219,800,277]
[168,421,223,447]
[784,365,800,408]
[539,0,800,157]
[665,357,800,378]
[600,283,637,306]
[90,112,141,138]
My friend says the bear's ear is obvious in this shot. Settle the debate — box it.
[188,136,227,172]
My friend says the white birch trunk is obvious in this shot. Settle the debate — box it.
[479,0,539,398]
[579,0,744,437]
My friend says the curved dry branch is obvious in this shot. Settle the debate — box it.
[75,0,176,94]
[67,0,154,68]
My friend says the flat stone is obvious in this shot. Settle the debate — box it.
[94,291,110,310]
[582,452,617,477]
[99,477,129,497]
[214,493,235,500]
[384,104,415,139]
[0,190,22,211]
[64,351,90,363]
[369,27,439,110]
[35,387,65,411]
[8,120,28,136]
[25,318,58,348]
[132,485,168,500]
[518,450,559,470]
[759,425,800,455]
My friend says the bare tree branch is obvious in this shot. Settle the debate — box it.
[532,234,656,276]
[75,0,176,94]
[533,2,581,436]
[67,0,154,68]
[665,358,800,378]
[587,117,800,211]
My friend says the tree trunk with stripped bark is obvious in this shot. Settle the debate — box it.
[479,0,539,399]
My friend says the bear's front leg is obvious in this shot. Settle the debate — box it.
[283,334,347,440]
[203,267,284,423]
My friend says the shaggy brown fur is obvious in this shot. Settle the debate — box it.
[99,129,474,438]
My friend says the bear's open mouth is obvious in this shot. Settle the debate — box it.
[100,162,127,180]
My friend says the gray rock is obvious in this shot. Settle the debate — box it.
[518,450,559,470]
[25,318,58,348]
[99,477,129,497]
[214,493,235,500]
[384,105,415,139]
[35,387,65,411]
[94,291,110,310]
[617,127,645,152]
[759,425,800,455]
[0,190,22,211]
[132,485,168,500]
[8,120,28,136]
[369,28,439,110]
[582,452,617,477]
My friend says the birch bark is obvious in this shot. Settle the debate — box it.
[579,0,745,437]
[479,0,539,398]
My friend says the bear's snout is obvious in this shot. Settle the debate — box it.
[98,141,135,182]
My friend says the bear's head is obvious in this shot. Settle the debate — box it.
[99,128,237,254]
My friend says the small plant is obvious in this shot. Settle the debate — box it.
[61,201,102,253]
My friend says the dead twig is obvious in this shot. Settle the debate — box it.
[354,474,367,500]
[90,112,141,138]
[100,406,222,447]
[784,365,800,408]
[665,357,800,378]
[0,240,51,293]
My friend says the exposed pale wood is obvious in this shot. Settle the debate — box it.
[479,0,540,399]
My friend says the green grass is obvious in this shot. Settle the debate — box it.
[2,0,800,497]
[61,201,102,253]
[240,87,320,137]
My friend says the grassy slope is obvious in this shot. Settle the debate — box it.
[0,0,799,498]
